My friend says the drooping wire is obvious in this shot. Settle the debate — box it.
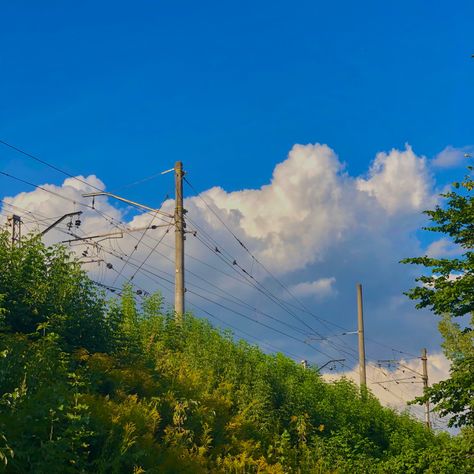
[128,223,173,283]
[183,176,419,360]
[1,143,419,371]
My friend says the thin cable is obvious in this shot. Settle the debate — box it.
[187,300,308,362]
[190,230,360,361]
[185,287,337,360]
[113,171,171,192]
[0,139,104,192]
[128,223,173,282]
[111,210,162,286]
[184,178,419,360]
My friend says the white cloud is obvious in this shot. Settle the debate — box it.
[1,143,446,407]
[356,145,435,215]
[184,143,436,281]
[290,277,337,299]
[190,143,352,274]
[1,175,126,251]
[0,143,437,300]
[432,146,471,169]
[426,238,461,258]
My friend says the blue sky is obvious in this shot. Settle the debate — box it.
[1,1,473,197]
[0,2,473,417]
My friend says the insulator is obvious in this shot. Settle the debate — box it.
[75,219,81,227]
[136,289,143,295]
[106,262,113,269]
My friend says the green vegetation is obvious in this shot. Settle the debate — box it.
[403,168,474,428]
[0,233,472,473]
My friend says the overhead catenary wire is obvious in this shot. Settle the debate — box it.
[0,139,425,360]
[128,223,173,283]
[101,228,323,340]
[1,143,425,405]
[99,230,345,345]
[184,223,412,399]
[0,204,429,418]
[0,139,105,193]
[188,227,361,361]
[80,235,327,361]
[188,225,330,338]
[184,176,420,360]
[0,150,345,358]
[0,184,400,382]
[185,287,338,360]
[111,210,165,286]
[96,237,340,360]
[75,227,340,361]
[186,300,310,362]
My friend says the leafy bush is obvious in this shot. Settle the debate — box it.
[0,234,471,473]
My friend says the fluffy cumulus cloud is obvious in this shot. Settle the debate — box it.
[190,144,351,273]
[191,143,438,275]
[356,145,435,215]
[1,142,454,424]
[1,175,123,246]
[289,277,337,299]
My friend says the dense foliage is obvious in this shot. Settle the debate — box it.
[0,233,472,473]
[403,169,474,428]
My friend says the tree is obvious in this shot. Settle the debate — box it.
[2,230,472,472]
[0,232,110,353]
[402,167,474,427]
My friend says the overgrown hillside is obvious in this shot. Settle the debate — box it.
[0,233,472,473]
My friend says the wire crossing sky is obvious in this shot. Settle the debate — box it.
[0,2,471,426]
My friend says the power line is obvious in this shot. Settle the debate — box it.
[1,144,419,373]
[189,227,328,337]
[2,204,424,413]
[0,139,104,192]
[112,210,163,286]
[188,229,361,361]
[128,223,173,283]
[89,227,321,341]
[185,287,337,360]
[183,177,420,360]
[186,300,309,362]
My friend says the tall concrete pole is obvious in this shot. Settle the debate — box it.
[174,161,185,319]
[421,348,431,429]
[357,283,367,391]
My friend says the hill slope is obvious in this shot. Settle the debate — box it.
[0,234,472,473]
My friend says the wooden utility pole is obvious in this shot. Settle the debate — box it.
[357,283,367,391]
[174,161,185,318]
[421,348,431,429]
[7,214,22,247]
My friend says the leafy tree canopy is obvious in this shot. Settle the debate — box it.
[0,232,472,473]
[402,168,474,428]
